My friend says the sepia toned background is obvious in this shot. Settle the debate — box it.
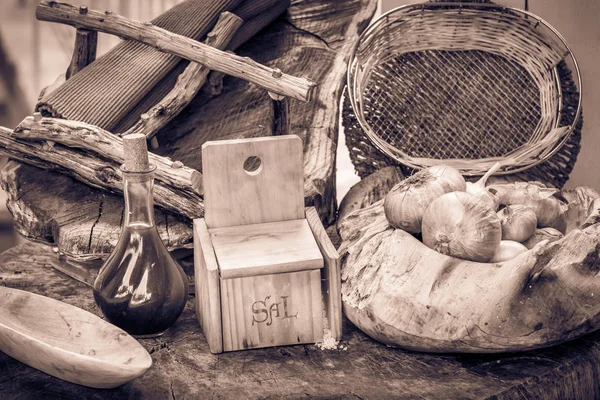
[1,0,598,252]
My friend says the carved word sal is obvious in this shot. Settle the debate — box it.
[251,295,298,326]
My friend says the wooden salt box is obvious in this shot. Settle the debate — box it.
[194,135,342,353]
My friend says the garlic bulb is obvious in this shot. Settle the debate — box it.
[422,192,502,262]
[497,205,537,242]
[522,228,564,250]
[488,181,566,228]
[384,165,466,233]
[489,240,528,263]
[466,162,501,211]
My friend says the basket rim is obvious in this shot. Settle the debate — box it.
[347,1,583,177]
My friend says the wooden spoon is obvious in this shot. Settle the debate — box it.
[0,286,152,389]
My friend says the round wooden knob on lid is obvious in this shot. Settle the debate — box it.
[122,134,151,172]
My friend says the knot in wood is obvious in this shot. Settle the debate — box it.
[97,166,120,184]
[272,68,283,79]
[172,161,184,169]
[79,5,88,14]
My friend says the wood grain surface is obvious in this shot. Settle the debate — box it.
[336,167,600,354]
[193,218,223,353]
[1,0,378,262]
[306,206,343,340]
[2,241,600,399]
[65,29,97,80]
[0,286,151,389]
[210,219,323,279]
[202,135,304,228]
[220,269,323,352]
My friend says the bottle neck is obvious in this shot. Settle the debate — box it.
[122,170,156,228]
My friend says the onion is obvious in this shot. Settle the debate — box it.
[489,241,528,263]
[384,165,466,233]
[487,182,566,228]
[522,228,563,250]
[466,162,502,211]
[422,192,501,262]
[497,205,537,242]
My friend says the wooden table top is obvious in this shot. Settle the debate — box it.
[1,241,599,399]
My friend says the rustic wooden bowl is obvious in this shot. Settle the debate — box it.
[337,168,600,353]
[0,286,152,388]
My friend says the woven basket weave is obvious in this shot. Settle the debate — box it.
[346,2,582,178]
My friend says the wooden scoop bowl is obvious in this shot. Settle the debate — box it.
[0,286,152,388]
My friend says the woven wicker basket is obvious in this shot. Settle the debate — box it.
[347,2,582,177]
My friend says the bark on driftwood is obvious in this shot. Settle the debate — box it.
[1,0,377,262]
[337,173,600,353]
[12,117,203,196]
[123,11,243,140]
[0,126,203,219]
[0,160,192,260]
[65,28,97,80]
[36,1,316,102]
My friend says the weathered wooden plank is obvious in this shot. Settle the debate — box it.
[1,241,600,399]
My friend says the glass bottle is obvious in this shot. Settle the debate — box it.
[93,134,189,338]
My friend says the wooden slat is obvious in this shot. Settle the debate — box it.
[306,207,342,340]
[209,219,323,279]
[193,218,223,354]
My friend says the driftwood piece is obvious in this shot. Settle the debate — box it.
[2,241,600,399]
[12,117,203,196]
[111,1,292,135]
[36,1,316,102]
[65,29,97,80]
[337,176,600,353]
[37,0,245,131]
[269,90,290,136]
[1,0,377,261]
[0,127,203,219]
[123,11,243,140]
[0,161,192,260]
[156,0,378,224]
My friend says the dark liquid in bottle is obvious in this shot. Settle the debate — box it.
[93,225,189,337]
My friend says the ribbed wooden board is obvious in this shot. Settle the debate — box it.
[0,0,377,262]
[2,241,600,399]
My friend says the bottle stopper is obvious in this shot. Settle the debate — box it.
[122,134,150,172]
